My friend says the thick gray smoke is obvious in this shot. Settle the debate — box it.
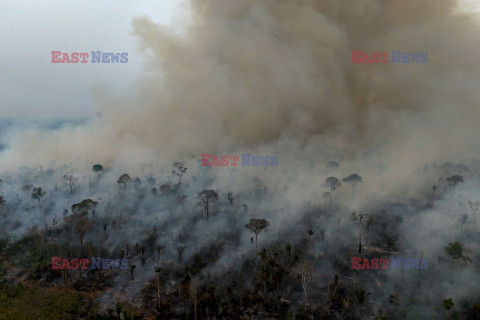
[2,0,479,180]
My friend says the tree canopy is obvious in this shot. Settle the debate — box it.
[342,174,363,185]
[324,177,341,192]
[92,164,104,173]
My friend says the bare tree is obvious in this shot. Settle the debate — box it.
[64,213,91,246]
[468,200,479,222]
[63,174,79,195]
[457,214,469,230]
[177,245,187,263]
[293,261,317,308]
[176,195,188,214]
[190,280,200,320]
[350,211,367,253]
[196,190,219,221]
[154,267,163,308]
[245,218,270,251]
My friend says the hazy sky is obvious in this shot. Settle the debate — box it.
[0,0,478,120]
[0,0,189,119]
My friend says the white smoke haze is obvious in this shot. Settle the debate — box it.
[1,1,478,186]
[1,0,480,318]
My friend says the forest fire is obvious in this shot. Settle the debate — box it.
[1,0,479,318]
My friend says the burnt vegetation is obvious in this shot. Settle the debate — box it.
[0,160,479,319]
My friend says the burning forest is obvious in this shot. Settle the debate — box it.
[1,0,480,319]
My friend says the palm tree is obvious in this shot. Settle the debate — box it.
[354,287,371,315]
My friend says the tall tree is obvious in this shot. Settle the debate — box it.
[350,211,367,253]
[324,177,341,204]
[342,174,363,198]
[71,199,98,218]
[63,174,78,195]
[117,174,132,191]
[457,214,469,230]
[468,200,479,222]
[325,176,341,192]
[245,218,270,251]
[177,245,187,264]
[154,267,163,309]
[176,195,188,214]
[354,287,372,316]
[293,261,316,308]
[31,187,46,207]
[190,280,200,320]
[196,190,219,221]
[64,213,91,246]
[92,164,103,180]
